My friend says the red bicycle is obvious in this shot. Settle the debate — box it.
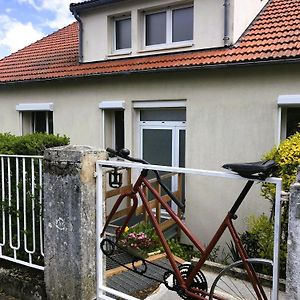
[100,148,276,300]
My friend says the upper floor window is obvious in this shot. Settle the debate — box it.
[145,6,193,48]
[114,16,131,51]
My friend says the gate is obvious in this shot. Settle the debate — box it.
[95,160,282,300]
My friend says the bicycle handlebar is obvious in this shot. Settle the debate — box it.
[106,148,185,211]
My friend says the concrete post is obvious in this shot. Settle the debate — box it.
[43,145,106,300]
[286,166,300,300]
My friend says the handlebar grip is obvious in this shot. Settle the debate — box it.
[106,147,130,158]
[106,147,117,153]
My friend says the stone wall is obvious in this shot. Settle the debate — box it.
[286,166,300,300]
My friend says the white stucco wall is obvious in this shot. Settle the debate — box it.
[1,63,299,245]
[232,0,269,43]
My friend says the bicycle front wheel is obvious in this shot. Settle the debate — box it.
[209,258,273,300]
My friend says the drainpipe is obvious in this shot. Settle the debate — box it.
[223,0,230,47]
[70,6,83,63]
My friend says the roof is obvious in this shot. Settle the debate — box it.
[0,0,300,84]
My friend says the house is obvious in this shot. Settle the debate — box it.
[0,0,299,244]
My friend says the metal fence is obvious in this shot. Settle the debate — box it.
[0,154,44,270]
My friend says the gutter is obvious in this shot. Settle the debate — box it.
[223,0,231,47]
[70,6,83,63]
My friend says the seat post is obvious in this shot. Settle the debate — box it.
[229,180,254,215]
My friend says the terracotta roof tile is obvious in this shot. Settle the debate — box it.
[0,0,300,83]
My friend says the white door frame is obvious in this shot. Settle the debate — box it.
[139,121,186,212]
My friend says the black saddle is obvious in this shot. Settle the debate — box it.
[222,160,276,179]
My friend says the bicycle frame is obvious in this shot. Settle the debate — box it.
[101,170,269,300]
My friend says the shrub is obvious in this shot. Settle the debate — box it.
[262,132,300,199]
[262,132,300,241]
[249,131,300,278]
[240,215,287,277]
[0,132,69,155]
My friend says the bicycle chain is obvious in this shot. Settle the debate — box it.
[100,238,176,286]
[100,238,208,299]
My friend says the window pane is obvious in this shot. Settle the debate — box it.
[115,18,131,50]
[140,109,186,121]
[287,108,300,137]
[34,111,47,133]
[48,111,54,134]
[146,12,166,46]
[142,128,172,192]
[114,110,124,151]
[172,7,193,42]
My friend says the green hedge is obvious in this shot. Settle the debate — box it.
[0,132,69,155]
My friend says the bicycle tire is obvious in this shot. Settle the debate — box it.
[209,258,273,300]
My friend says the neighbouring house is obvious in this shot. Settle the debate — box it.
[0,0,299,244]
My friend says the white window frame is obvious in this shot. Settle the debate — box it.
[139,121,186,214]
[112,15,132,54]
[277,95,300,144]
[16,103,53,135]
[32,111,53,134]
[143,4,194,51]
[99,101,125,149]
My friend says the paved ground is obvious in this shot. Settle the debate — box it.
[106,253,286,300]
[146,268,286,300]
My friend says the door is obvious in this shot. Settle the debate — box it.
[139,108,186,212]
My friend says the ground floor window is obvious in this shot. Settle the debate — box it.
[16,103,54,135]
[286,107,300,137]
[278,96,300,142]
[104,110,124,151]
[99,101,125,151]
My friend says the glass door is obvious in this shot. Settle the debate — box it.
[140,123,185,212]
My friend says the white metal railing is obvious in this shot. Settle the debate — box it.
[96,160,282,300]
[0,154,44,270]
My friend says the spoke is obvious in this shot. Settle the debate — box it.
[240,277,259,299]
[218,276,245,299]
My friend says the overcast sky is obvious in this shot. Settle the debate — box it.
[0,0,83,59]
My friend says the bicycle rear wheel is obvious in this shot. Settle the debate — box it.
[209,258,273,300]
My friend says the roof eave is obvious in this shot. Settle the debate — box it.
[70,0,127,13]
[1,56,300,86]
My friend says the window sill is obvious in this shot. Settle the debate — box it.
[107,50,132,59]
[138,42,194,54]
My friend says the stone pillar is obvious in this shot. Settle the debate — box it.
[43,145,106,300]
[286,166,300,300]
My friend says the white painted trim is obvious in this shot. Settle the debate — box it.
[133,100,186,109]
[143,4,194,50]
[277,106,282,146]
[99,101,125,110]
[113,15,132,53]
[277,95,300,106]
[19,112,23,136]
[16,103,53,111]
